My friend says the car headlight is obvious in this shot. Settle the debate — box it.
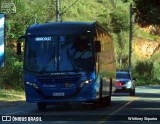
[80,79,93,88]
[126,81,132,88]
[127,81,132,85]
[26,82,39,89]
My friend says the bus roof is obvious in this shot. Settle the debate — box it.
[26,22,95,36]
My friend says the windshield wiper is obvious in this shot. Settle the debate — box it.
[39,46,57,72]
[39,56,57,72]
[67,49,78,72]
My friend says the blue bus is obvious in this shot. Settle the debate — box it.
[17,22,116,110]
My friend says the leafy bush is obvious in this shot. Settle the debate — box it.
[152,61,160,80]
[0,48,23,90]
[135,61,153,79]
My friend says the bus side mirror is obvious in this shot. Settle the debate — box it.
[17,35,25,55]
[17,42,21,55]
[95,40,101,52]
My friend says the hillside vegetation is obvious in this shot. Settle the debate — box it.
[0,0,159,90]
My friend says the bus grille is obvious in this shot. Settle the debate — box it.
[36,74,81,83]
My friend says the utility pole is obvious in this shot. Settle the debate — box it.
[34,14,37,24]
[56,0,61,22]
[129,3,132,73]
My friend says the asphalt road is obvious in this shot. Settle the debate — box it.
[0,86,160,124]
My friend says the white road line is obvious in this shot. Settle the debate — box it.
[100,97,139,122]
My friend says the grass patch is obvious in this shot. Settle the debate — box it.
[0,89,25,101]
[135,29,158,41]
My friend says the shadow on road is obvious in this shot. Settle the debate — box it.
[0,100,25,109]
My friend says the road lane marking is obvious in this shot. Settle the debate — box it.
[131,108,160,110]
[109,100,135,116]
[100,96,139,122]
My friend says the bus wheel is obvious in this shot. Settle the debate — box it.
[37,103,46,111]
[107,77,112,105]
[106,95,111,105]
[100,78,112,107]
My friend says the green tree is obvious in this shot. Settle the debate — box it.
[110,8,129,33]
[110,7,129,69]
[133,0,160,27]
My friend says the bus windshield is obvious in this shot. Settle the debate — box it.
[24,34,94,73]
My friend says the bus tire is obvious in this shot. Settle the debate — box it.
[37,103,46,111]
[108,77,112,105]
[100,78,112,107]
[106,95,111,105]
[99,79,105,107]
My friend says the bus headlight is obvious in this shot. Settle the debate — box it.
[26,82,39,89]
[80,79,93,88]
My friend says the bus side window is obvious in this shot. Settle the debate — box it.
[95,40,101,52]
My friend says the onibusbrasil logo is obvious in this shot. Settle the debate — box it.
[1,116,42,122]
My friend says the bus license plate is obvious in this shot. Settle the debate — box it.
[53,92,65,96]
